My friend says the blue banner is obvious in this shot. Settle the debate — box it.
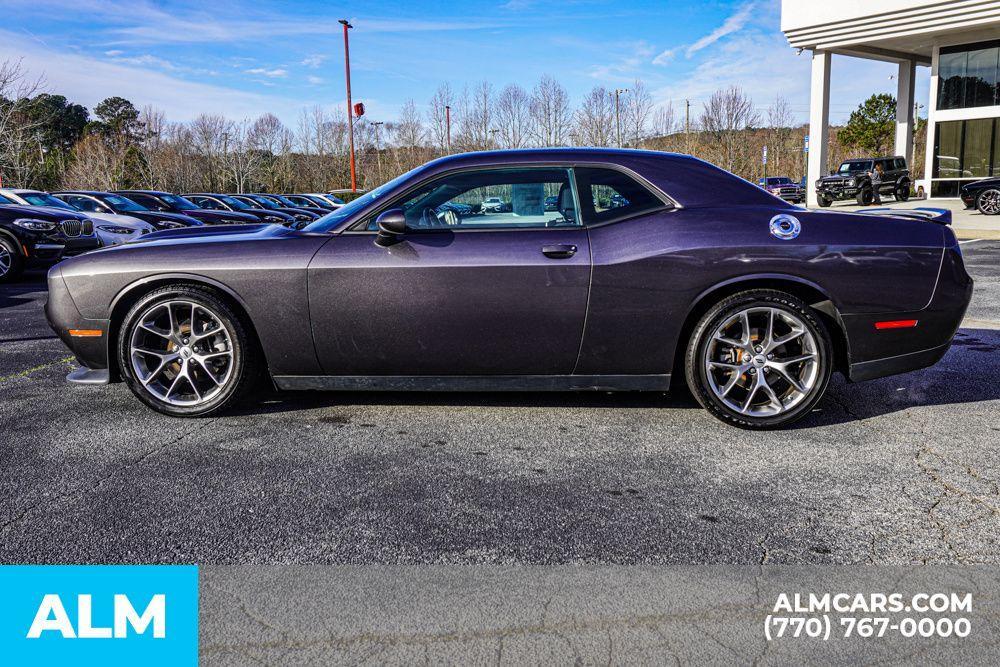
[0,565,198,666]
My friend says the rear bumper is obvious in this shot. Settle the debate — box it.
[843,239,973,382]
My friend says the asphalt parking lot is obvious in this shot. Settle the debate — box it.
[1,243,998,566]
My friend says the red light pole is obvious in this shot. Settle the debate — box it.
[339,19,357,193]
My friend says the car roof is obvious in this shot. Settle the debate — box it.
[53,190,112,196]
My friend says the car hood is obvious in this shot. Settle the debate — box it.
[819,174,860,183]
[0,204,87,221]
[962,178,1000,191]
[81,212,150,227]
[122,223,288,247]
[185,209,260,223]
[139,210,205,225]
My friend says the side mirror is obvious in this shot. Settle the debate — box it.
[375,208,406,246]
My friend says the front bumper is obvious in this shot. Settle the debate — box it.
[45,266,111,371]
[843,238,973,382]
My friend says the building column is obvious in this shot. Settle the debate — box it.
[895,59,916,167]
[807,50,831,208]
[923,45,941,198]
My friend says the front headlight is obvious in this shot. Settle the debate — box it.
[97,225,135,234]
[847,178,856,187]
[14,218,57,231]
[815,180,822,188]
[265,216,283,223]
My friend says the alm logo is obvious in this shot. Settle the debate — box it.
[27,594,166,639]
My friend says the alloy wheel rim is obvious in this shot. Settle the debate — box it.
[981,190,1000,215]
[704,307,820,417]
[129,300,235,406]
[0,246,10,277]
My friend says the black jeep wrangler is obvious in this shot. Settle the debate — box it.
[815,156,911,207]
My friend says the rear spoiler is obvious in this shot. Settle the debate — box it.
[859,207,952,225]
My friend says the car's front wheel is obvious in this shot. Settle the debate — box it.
[0,237,25,283]
[817,195,832,208]
[895,183,910,201]
[976,188,1000,215]
[856,186,874,206]
[118,285,260,417]
[685,290,833,429]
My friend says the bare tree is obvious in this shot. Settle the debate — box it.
[623,79,654,147]
[699,86,760,173]
[494,84,532,149]
[651,103,676,137]
[766,96,795,175]
[457,81,493,150]
[575,86,615,147]
[0,59,44,187]
[529,75,572,147]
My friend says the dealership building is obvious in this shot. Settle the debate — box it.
[782,0,1000,205]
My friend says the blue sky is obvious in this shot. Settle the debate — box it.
[1,0,929,126]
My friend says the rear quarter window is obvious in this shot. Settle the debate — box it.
[574,167,666,225]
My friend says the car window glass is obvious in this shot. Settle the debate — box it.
[365,167,578,231]
[105,195,147,211]
[66,195,100,212]
[573,167,665,225]
[0,193,14,204]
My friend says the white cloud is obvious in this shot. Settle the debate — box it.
[652,47,679,66]
[245,67,288,78]
[103,49,123,57]
[301,54,327,68]
[0,29,305,122]
[307,75,324,85]
[686,1,755,57]
[109,53,178,71]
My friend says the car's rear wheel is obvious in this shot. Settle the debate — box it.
[0,237,25,283]
[685,290,833,429]
[118,285,260,417]
[976,188,1000,215]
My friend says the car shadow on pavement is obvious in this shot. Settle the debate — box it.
[791,327,1000,428]
[231,329,1000,428]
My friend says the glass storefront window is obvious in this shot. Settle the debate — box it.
[938,51,967,110]
[934,121,964,178]
[938,40,1000,110]
[963,119,994,177]
[933,118,1000,185]
[966,47,1000,108]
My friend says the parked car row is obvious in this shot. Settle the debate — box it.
[0,187,344,282]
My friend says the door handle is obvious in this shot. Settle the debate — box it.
[541,244,578,259]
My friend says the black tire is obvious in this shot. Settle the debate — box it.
[0,236,25,284]
[975,188,1000,215]
[117,285,261,417]
[684,289,834,429]
[856,186,874,206]
[817,196,832,208]
[895,183,910,201]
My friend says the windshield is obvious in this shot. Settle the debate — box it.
[248,196,279,209]
[104,194,147,211]
[161,194,200,210]
[0,193,14,204]
[765,178,792,185]
[304,168,420,233]
[21,192,75,210]
[219,195,251,210]
[838,161,872,174]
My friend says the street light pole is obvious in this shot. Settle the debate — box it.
[339,19,357,193]
[613,88,628,148]
[445,105,451,153]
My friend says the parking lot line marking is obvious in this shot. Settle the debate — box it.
[959,239,982,244]
[0,356,74,384]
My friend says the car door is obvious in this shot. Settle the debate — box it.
[307,166,591,377]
